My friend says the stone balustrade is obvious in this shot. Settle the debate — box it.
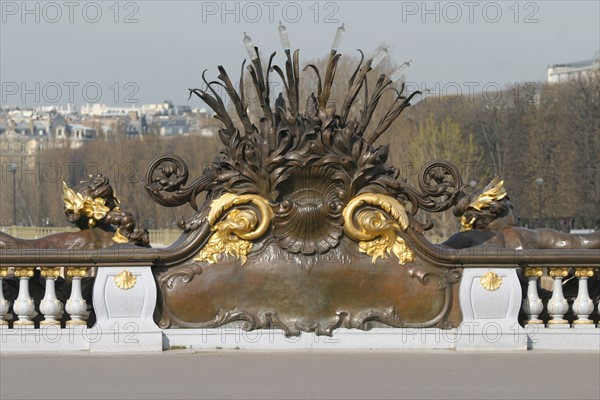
[1,264,598,353]
[522,267,599,327]
[0,266,161,352]
[0,266,89,327]
[518,266,599,350]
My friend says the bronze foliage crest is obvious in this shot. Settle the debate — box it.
[145,32,464,262]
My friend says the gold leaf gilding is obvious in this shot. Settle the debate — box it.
[112,228,129,244]
[41,267,61,278]
[114,270,137,290]
[468,177,507,212]
[195,194,272,265]
[461,177,507,231]
[548,267,569,278]
[574,268,595,278]
[480,271,502,291]
[67,267,88,278]
[343,194,414,265]
[63,181,110,227]
[523,267,544,277]
[14,267,35,278]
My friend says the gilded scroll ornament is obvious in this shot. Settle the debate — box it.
[343,193,414,265]
[480,271,502,291]
[195,193,272,265]
[114,270,137,290]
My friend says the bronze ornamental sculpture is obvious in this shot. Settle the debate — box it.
[0,175,150,326]
[1,25,598,335]
[443,178,600,250]
[141,25,478,334]
[0,175,149,250]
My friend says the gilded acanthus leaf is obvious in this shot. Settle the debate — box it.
[62,181,110,227]
[468,177,507,212]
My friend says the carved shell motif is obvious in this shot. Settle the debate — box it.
[114,270,137,290]
[480,271,502,291]
[272,166,346,254]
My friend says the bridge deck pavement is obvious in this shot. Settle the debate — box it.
[1,350,599,399]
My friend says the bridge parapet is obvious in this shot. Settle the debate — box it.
[1,26,599,353]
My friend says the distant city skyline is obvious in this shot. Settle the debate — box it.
[1,0,599,107]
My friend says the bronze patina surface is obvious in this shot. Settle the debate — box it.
[0,174,149,250]
[157,237,461,334]
[145,31,466,334]
[443,178,600,250]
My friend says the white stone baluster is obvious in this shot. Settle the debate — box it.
[572,268,595,328]
[13,267,36,325]
[522,267,544,325]
[65,267,88,326]
[547,267,570,328]
[0,268,10,325]
[40,267,63,325]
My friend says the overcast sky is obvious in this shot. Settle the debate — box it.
[1,0,599,107]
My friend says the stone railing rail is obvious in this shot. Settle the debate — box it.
[0,226,181,247]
